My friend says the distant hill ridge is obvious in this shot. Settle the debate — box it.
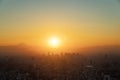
[0,45,120,56]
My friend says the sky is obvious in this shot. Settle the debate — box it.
[0,0,120,49]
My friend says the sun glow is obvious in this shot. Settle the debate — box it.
[49,37,60,48]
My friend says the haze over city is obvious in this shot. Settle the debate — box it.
[0,0,120,80]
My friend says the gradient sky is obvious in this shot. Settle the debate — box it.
[0,0,120,49]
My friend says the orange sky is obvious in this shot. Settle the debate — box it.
[0,0,120,50]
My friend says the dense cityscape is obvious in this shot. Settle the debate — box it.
[0,46,119,80]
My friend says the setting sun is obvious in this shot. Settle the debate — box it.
[49,37,60,48]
